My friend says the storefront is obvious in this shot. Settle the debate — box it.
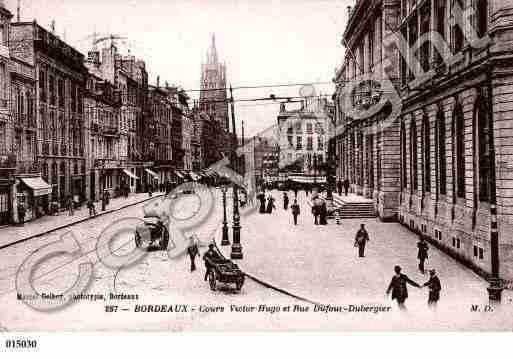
[18,176,52,221]
[144,168,159,190]
[122,168,139,193]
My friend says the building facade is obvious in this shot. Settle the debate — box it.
[334,0,513,282]
[10,21,88,216]
[253,136,280,185]
[278,97,334,181]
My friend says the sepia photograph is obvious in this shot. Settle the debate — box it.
[0,0,512,340]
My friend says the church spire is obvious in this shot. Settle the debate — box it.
[208,33,218,64]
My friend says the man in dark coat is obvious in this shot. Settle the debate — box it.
[386,265,421,310]
[266,195,276,214]
[319,201,328,225]
[291,199,300,225]
[337,179,343,196]
[257,191,266,214]
[417,235,429,273]
[294,187,298,198]
[343,179,350,196]
[203,243,222,281]
[187,240,200,272]
[354,223,369,257]
[423,269,442,307]
[18,203,26,226]
[283,192,289,210]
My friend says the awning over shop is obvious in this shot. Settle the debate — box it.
[174,170,185,179]
[189,171,201,181]
[20,177,52,196]
[122,169,139,180]
[288,175,327,184]
[145,169,159,180]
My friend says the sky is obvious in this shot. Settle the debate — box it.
[4,0,351,137]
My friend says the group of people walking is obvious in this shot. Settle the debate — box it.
[257,191,276,214]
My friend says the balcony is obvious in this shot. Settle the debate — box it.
[42,142,50,156]
[103,125,119,137]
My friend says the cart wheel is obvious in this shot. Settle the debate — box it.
[160,229,169,250]
[236,276,244,291]
[208,271,217,291]
[135,232,141,248]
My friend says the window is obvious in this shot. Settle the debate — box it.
[306,123,313,134]
[296,136,302,150]
[422,114,431,193]
[419,4,431,72]
[318,136,324,151]
[58,79,65,108]
[0,122,5,153]
[307,136,313,150]
[49,75,55,105]
[479,247,484,260]
[436,110,447,195]
[476,0,488,38]
[453,103,465,198]
[475,96,491,202]
[295,122,302,133]
[451,0,464,52]
[410,118,418,190]
[401,119,407,190]
[39,69,46,102]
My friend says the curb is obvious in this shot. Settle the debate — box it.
[0,194,164,251]
[214,235,323,306]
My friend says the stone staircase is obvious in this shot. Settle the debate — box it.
[311,193,376,219]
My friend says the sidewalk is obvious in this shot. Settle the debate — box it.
[219,190,513,329]
[0,192,164,249]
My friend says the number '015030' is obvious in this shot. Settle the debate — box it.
[5,339,37,349]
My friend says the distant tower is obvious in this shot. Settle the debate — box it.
[199,33,229,131]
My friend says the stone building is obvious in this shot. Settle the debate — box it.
[396,0,513,283]
[333,0,401,221]
[278,97,334,182]
[85,44,148,193]
[0,4,41,224]
[147,84,171,186]
[334,0,513,283]
[10,20,88,214]
[84,72,122,201]
[253,136,280,186]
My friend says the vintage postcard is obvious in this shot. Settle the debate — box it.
[0,0,513,335]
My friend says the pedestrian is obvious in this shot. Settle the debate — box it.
[291,199,300,225]
[203,243,222,282]
[102,190,107,211]
[283,192,289,210]
[294,187,298,198]
[320,201,328,225]
[67,195,74,216]
[423,269,442,308]
[343,178,350,196]
[266,195,276,214]
[337,179,343,196]
[312,202,319,225]
[386,265,421,310]
[148,184,153,198]
[354,223,369,257]
[257,191,266,214]
[417,235,429,274]
[17,203,26,226]
[87,199,97,217]
[105,191,110,205]
[187,239,200,272]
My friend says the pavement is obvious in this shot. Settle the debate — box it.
[218,189,513,330]
[1,188,513,330]
[0,192,164,249]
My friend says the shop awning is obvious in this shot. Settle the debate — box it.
[20,177,52,196]
[288,175,327,184]
[145,169,159,180]
[174,170,184,179]
[189,171,201,181]
[122,169,139,180]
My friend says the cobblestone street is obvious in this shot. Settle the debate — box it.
[1,187,513,330]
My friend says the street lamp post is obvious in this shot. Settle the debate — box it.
[221,185,230,246]
[229,85,243,259]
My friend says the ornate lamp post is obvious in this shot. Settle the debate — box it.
[221,185,230,246]
[229,85,242,259]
